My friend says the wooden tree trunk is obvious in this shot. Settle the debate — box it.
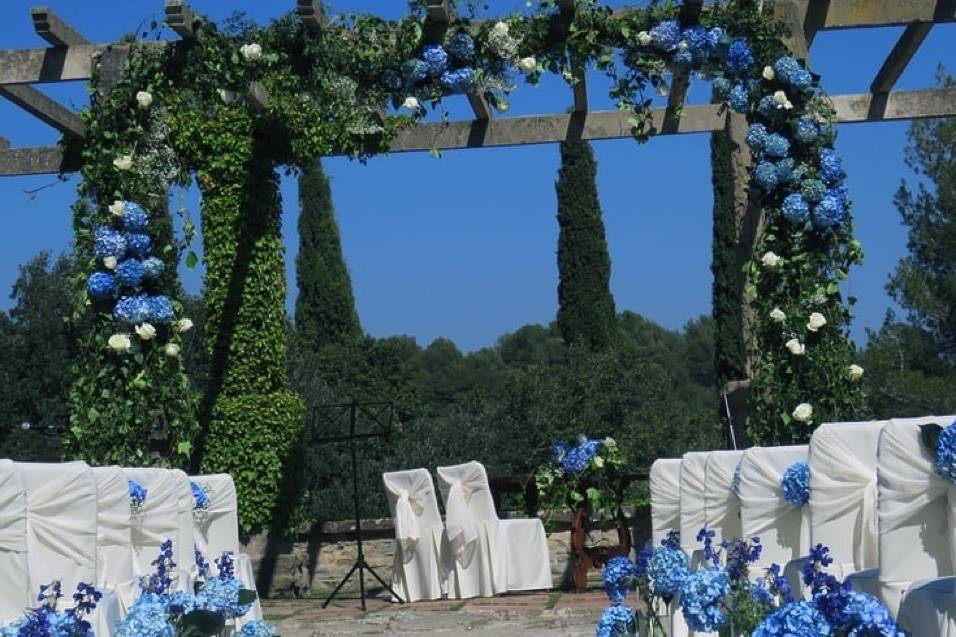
[569,502,632,592]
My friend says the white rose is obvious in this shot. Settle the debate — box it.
[783,99,794,110]
[240,43,262,61]
[636,31,652,46]
[135,323,157,340]
[762,65,775,81]
[770,308,786,323]
[773,90,789,107]
[807,312,827,332]
[593,456,605,469]
[761,251,783,268]
[218,89,236,105]
[108,200,125,217]
[792,402,813,423]
[402,96,421,111]
[785,338,805,355]
[603,437,616,447]
[848,364,864,382]
[113,155,133,171]
[103,256,118,270]
[164,343,181,358]
[174,318,194,333]
[136,91,153,109]
[517,56,537,75]
[492,21,509,37]
[678,40,689,50]
[108,333,132,353]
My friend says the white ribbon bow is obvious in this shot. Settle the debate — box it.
[442,466,484,563]
[385,472,433,557]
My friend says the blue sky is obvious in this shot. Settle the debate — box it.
[0,1,952,352]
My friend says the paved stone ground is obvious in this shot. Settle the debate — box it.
[262,589,609,636]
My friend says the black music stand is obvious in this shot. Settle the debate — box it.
[312,400,404,610]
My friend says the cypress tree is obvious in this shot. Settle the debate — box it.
[555,140,617,350]
[295,159,362,351]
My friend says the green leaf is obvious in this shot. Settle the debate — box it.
[186,251,199,269]
[238,589,258,605]
[180,610,225,637]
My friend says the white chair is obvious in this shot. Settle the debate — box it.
[436,461,551,598]
[0,459,29,624]
[704,450,745,546]
[90,466,138,634]
[382,468,447,602]
[650,458,681,546]
[679,452,710,560]
[190,473,263,622]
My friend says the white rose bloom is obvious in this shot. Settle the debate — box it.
[113,155,133,171]
[792,402,813,423]
[402,96,421,111]
[593,456,605,469]
[240,43,262,61]
[762,66,775,80]
[492,21,509,37]
[770,308,786,323]
[773,90,789,107]
[785,338,805,355]
[603,437,616,447]
[783,99,794,110]
[218,89,236,105]
[135,323,157,340]
[164,343,181,358]
[807,312,827,332]
[761,251,783,268]
[174,318,194,333]
[108,333,132,353]
[136,91,153,109]
[517,56,537,75]
[636,31,652,46]
[103,256,118,270]
[848,364,864,382]
[108,200,125,217]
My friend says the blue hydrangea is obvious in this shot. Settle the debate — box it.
[551,441,568,461]
[801,178,827,203]
[935,420,956,485]
[93,227,127,260]
[712,77,731,99]
[421,45,449,77]
[763,133,790,159]
[775,158,803,184]
[0,619,24,637]
[87,272,116,300]
[123,202,149,232]
[790,68,814,91]
[753,600,831,637]
[754,161,780,191]
[819,148,845,184]
[782,193,811,225]
[839,592,905,637]
[634,547,653,580]
[166,591,199,616]
[190,481,211,510]
[745,123,768,151]
[725,39,754,73]
[114,295,151,324]
[679,566,730,632]
[439,68,476,94]
[647,546,689,598]
[125,233,152,259]
[813,189,847,232]
[447,32,475,63]
[115,593,173,637]
[128,479,147,509]
[781,460,811,507]
[728,83,749,113]
[649,20,680,51]
[142,257,165,280]
[146,295,175,324]
[401,59,429,86]
[757,94,780,119]
[116,259,145,288]
[681,26,720,60]
[238,621,276,637]
[603,556,638,603]
[561,437,600,473]
[673,47,694,68]
[794,119,819,144]
[773,57,802,84]
[595,604,635,637]
[198,577,251,619]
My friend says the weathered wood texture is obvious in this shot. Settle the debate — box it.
[31,6,89,47]
[0,84,84,137]
[871,22,934,93]
[165,0,198,40]
[296,0,328,30]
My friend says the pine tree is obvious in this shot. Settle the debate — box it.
[295,159,362,351]
[555,140,617,350]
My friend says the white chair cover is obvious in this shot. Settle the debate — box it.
[437,461,551,598]
[382,469,447,602]
[191,474,262,623]
[17,462,98,601]
[90,466,137,635]
[704,451,745,546]
[679,452,710,554]
[0,459,29,623]
[650,459,681,546]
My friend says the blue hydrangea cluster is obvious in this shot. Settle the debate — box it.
[773,56,813,90]
[754,161,780,191]
[935,420,956,485]
[198,577,251,619]
[781,460,811,507]
[794,119,819,143]
[712,77,731,99]
[128,479,148,510]
[679,566,730,632]
[238,621,276,637]
[439,68,476,94]
[3,582,102,637]
[447,32,475,64]
[116,259,146,288]
[763,133,790,158]
[123,202,149,231]
[649,20,680,51]
[142,257,165,280]
[819,148,845,184]
[680,26,722,62]
[421,44,449,77]
[746,123,768,151]
[190,481,211,510]
[87,272,116,300]
[728,83,749,113]
[603,556,638,603]
[114,294,175,325]
[813,189,847,232]
[775,158,802,184]
[725,39,754,73]
[753,600,831,637]
[402,59,430,86]
[595,604,635,637]
[647,545,689,598]
[782,193,810,224]
[116,593,173,637]
[125,233,152,259]
[801,178,827,203]
[838,592,905,637]
[556,436,600,473]
[93,227,127,259]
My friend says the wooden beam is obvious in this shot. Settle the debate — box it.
[31,6,89,47]
[296,0,328,30]
[837,87,956,122]
[165,0,197,40]
[0,44,99,84]
[0,84,84,138]
[870,22,933,94]
[558,0,588,113]
[821,0,956,29]
[422,0,451,44]
[467,92,491,121]
[0,145,79,176]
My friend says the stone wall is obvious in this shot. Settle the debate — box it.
[242,506,651,598]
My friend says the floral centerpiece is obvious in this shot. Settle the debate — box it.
[0,581,102,637]
[920,418,956,485]
[128,478,148,514]
[190,481,212,525]
[536,435,627,522]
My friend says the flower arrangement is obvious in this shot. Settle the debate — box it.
[595,603,637,637]
[920,418,956,485]
[780,460,811,507]
[603,555,639,603]
[129,479,148,514]
[190,481,212,525]
[0,581,102,637]
[535,435,627,521]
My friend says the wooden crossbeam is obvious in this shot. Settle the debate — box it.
[558,0,588,113]
[871,22,933,94]
[31,6,89,47]
[165,0,197,40]
[467,92,492,121]
[0,44,101,84]
[0,145,78,176]
[0,84,84,138]
[296,0,328,30]
[426,0,451,23]
[822,0,956,29]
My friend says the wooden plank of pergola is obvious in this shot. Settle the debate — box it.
[0,84,84,138]
[558,0,588,114]
[31,6,90,47]
[871,22,934,94]
[165,0,198,40]
[296,0,328,30]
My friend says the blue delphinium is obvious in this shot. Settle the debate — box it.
[115,593,173,637]
[649,20,679,51]
[146,295,175,324]
[421,44,449,77]
[216,551,237,580]
[447,32,475,64]
[813,190,847,232]
[116,259,145,288]
[661,529,681,550]
[728,83,749,113]
[753,600,831,637]
[763,133,790,159]
[801,178,827,203]
[87,272,116,300]
[679,566,730,632]
[402,59,429,86]
[125,233,152,259]
[794,119,819,144]
[754,161,780,191]
[647,545,689,599]
[840,592,905,636]
[123,202,149,232]
[195,547,210,578]
[745,123,768,151]
[140,540,176,595]
[190,481,211,510]
[935,420,956,485]
[93,227,127,259]
[781,460,811,507]
[142,257,165,280]
[765,563,794,604]
[722,536,762,582]
[772,57,801,84]
[439,68,476,94]
[114,295,152,324]
[633,546,653,580]
[595,604,635,637]
[725,39,754,73]
[782,193,811,225]
[603,556,638,603]
[238,621,276,637]
[11,581,102,637]
[128,479,148,510]
[697,528,717,564]
[819,148,845,184]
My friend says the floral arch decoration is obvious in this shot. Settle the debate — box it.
[70,0,864,530]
